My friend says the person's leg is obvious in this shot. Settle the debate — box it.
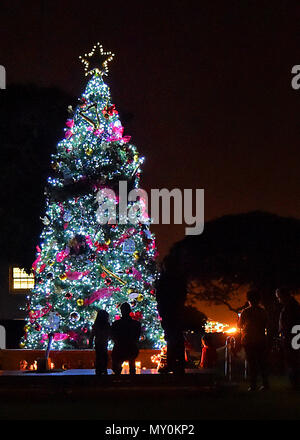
[245,345,258,390]
[95,344,108,374]
[165,328,185,374]
[257,345,269,389]
[284,344,299,389]
[129,357,136,375]
[95,348,101,375]
[112,349,122,375]
[100,347,108,374]
[173,331,186,374]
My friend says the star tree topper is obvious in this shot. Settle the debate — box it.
[79,42,115,76]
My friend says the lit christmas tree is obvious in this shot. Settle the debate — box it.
[21,43,164,350]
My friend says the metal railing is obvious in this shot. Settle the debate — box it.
[224,336,236,381]
[225,335,248,381]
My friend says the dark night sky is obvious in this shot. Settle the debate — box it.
[1,1,300,323]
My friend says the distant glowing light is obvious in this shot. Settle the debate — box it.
[205,320,229,333]
[224,327,237,334]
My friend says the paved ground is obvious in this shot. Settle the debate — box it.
[0,370,299,421]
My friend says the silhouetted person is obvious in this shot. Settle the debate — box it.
[156,271,186,375]
[276,287,300,389]
[200,334,217,369]
[111,303,141,375]
[238,290,269,391]
[159,312,186,375]
[89,310,111,375]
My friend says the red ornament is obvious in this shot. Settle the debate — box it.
[79,97,88,108]
[95,242,109,252]
[105,278,112,286]
[39,263,46,273]
[102,104,118,119]
[122,135,131,143]
[34,323,42,332]
[129,311,143,320]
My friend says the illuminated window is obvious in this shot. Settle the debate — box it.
[10,267,35,292]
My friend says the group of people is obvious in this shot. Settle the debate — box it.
[89,302,141,375]
[238,287,300,391]
[89,288,300,389]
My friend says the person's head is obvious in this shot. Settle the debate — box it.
[246,289,261,307]
[120,302,131,317]
[95,309,109,326]
[275,287,291,304]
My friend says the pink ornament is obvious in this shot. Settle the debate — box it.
[56,248,70,262]
[39,263,46,273]
[107,124,124,142]
[53,333,69,341]
[132,267,142,281]
[65,130,73,139]
[29,302,52,324]
[94,128,104,137]
[41,334,48,343]
[65,270,90,281]
[32,255,41,271]
[85,235,94,249]
[65,119,74,129]
[84,287,119,305]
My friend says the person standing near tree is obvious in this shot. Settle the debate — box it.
[111,303,141,375]
[238,289,269,391]
[89,310,111,375]
[276,287,300,390]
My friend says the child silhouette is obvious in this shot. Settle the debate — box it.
[200,334,217,369]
